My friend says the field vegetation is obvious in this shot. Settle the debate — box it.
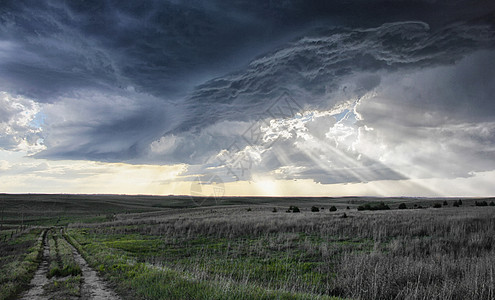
[1,194,495,299]
[0,228,44,299]
[69,203,495,299]
[45,228,82,298]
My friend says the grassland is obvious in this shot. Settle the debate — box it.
[0,228,44,299]
[1,194,495,299]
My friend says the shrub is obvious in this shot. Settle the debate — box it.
[272,207,277,213]
[329,206,337,212]
[490,201,495,207]
[475,201,488,207]
[398,203,407,209]
[357,202,390,211]
[433,203,442,208]
[340,213,347,218]
[287,206,300,213]
[443,200,448,206]
[346,206,350,210]
[311,206,320,212]
[453,201,459,207]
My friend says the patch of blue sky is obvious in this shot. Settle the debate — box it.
[333,109,350,122]
[30,111,46,129]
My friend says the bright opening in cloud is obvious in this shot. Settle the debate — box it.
[0,1,494,196]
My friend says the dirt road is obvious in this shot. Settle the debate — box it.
[19,231,50,300]
[66,238,121,300]
[19,229,121,300]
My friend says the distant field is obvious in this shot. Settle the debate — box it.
[1,194,495,299]
[1,193,491,227]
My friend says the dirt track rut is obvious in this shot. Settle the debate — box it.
[19,229,121,300]
[19,231,50,300]
[66,239,121,300]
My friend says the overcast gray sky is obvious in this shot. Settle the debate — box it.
[0,0,494,196]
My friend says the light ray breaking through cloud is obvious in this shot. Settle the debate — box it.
[0,1,494,196]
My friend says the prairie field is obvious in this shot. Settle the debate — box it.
[1,195,495,299]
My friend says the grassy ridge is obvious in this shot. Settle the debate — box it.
[0,229,44,300]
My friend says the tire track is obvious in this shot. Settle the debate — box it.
[64,236,121,300]
[19,230,50,300]
[20,230,121,300]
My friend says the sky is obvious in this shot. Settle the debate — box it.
[0,0,495,197]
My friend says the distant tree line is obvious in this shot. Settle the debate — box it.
[357,202,390,211]
[276,199,494,214]
[475,200,495,207]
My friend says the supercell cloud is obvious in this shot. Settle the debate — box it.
[1,0,495,193]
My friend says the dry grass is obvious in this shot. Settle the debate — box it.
[0,228,44,299]
[70,205,495,299]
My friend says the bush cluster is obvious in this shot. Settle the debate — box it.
[475,201,494,207]
[286,206,300,213]
[357,202,390,211]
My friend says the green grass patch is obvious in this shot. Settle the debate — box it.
[66,229,343,299]
[43,274,81,298]
[46,229,82,279]
[0,229,44,300]
[70,230,372,294]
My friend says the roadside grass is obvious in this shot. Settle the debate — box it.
[0,228,44,300]
[95,234,339,294]
[65,230,342,299]
[69,231,374,295]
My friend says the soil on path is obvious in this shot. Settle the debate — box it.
[65,237,121,300]
[19,231,50,300]
[18,230,121,300]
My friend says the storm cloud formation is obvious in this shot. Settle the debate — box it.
[1,0,495,187]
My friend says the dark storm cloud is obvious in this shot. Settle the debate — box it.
[176,20,495,134]
[1,0,494,101]
[0,0,495,183]
[34,89,185,161]
[353,50,495,179]
[0,0,329,100]
[156,19,495,183]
